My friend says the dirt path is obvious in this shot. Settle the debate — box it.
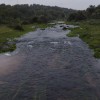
[0,25,100,100]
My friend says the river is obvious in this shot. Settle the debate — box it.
[0,24,100,100]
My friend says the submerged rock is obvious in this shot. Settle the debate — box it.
[62,27,68,30]
[41,28,45,30]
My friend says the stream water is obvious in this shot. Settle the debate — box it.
[0,24,100,100]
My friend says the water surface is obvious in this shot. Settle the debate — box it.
[0,24,100,100]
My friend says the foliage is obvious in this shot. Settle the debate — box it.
[67,11,86,21]
[0,4,75,25]
[0,23,54,53]
[67,5,100,58]
[67,5,100,21]
[67,20,100,58]
[0,24,35,53]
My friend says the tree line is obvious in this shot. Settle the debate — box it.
[0,4,75,25]
[67,5,100,21]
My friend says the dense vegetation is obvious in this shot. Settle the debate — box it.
[0,23,54,53]
[0,4,75,53]
[0,4,74,25]
[67,5,100,21]
[67,20,100,58]
[0,4,100,58]
[67,5,100,58]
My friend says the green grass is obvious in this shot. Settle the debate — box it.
[67,20,100,58]
[0,23,51,53]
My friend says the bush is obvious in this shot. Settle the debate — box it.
[8,23,24,31]
[94,50,100,58]
[14,24,24,31]
[22,21,30,25]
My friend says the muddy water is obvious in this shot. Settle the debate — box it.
[0,55,24,76]
[0,24,100,100]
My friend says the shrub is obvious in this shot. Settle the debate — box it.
[14,24,24,31]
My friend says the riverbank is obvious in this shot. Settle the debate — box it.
[67,20,100,58]
[0,23,51,53]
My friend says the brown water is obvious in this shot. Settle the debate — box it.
[0,54,25,76]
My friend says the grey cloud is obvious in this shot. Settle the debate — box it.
[1,0,100,10]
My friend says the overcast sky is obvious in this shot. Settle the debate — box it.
[0,0,100,10]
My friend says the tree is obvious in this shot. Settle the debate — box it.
[86,5,95,18]
[38,15,48,23]
[67,11,86,21]
[0,4,75,25]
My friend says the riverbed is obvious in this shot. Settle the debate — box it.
[0,24,100,100]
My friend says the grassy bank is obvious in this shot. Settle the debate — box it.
[67,20,100,58]
[0,23,51,53]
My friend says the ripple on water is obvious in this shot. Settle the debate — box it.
[68,41,72,46]
[4,53,11,56]
[50,42,59,45]
[27,45,33,48]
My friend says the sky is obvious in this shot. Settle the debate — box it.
[0,0,100,10]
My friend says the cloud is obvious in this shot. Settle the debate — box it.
[1,0,100,10]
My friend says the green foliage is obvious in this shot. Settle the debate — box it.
[0,23,52,53]
[0,3,75,53]
[67,5,100,21]
[67,27,82,37]
[86,5,96,17]
[0,24,35,53]
[94,48,100,58]
[13,24,24,31]
[0,4,75,25]
[67,11,86,21]
[31,16,39,23]
[0,42,16,53]
[31,16,49,24]
[67,20,100,58]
